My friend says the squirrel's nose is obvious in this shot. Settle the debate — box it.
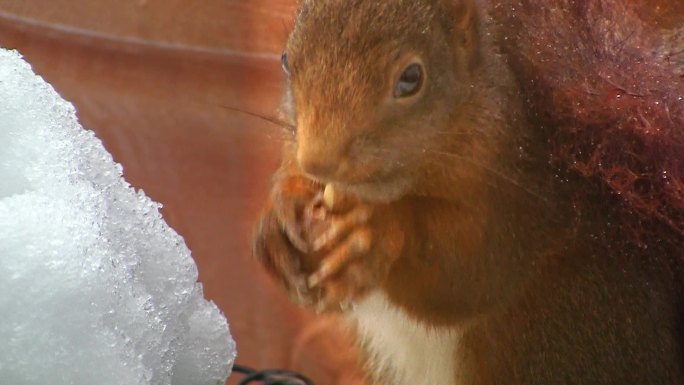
[297,149,341,180]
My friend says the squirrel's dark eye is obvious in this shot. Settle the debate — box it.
[394,63,424,98]
[281,52,289,75]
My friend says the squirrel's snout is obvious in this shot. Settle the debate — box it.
[297,146,345,181]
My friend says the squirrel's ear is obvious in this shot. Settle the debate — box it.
[449,0,480,69]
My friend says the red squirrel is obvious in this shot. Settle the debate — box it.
[253,0,684,384]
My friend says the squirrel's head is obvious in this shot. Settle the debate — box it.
[282,0,479,201]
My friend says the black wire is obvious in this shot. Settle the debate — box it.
[233,364,316,385]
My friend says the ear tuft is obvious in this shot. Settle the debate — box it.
[449,0,480,69]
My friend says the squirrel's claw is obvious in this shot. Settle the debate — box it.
[308,227,373,288]
[311,204,372,252]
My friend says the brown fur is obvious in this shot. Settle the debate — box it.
[254,0,684,383]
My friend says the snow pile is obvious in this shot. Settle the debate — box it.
[0,49,235,385]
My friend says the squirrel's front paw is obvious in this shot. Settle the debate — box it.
[305,188,405,313]
[254,178,405,312]
[253,175,322,306]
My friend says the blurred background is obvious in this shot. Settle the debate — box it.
[0,1,363,384]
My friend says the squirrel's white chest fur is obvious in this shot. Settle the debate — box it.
[348,292,462,385]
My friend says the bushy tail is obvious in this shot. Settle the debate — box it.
[494,0,684,245]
